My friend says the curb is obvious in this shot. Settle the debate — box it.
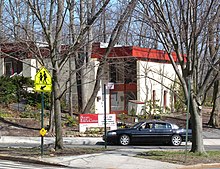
[0,154,70,168]
[0,136,103,145]
[178,163,220,169]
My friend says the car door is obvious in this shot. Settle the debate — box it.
[131,122,156,143]
[154,122,173,143]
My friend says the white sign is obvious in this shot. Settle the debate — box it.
[79,114,117,132]
[98,114,116,127]
[107,82,114,89]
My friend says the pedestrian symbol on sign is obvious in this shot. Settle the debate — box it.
[39,71,48,84]
[34,67,52,92]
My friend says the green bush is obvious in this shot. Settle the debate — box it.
[26,92,50,109]
[0,112,12,118]
[20,111,41,120]
[63,114,78,127]
[0,76,17,106]
[171,79,185,112]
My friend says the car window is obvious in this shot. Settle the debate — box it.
[145,123,153,129]
[166,123,172,129]
[171,124,179,129]
[133,122,143,128]
[155,123,167,129]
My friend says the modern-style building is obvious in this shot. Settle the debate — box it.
[91,42,179,115]
[0,42,179,116]
[0,42,40,79]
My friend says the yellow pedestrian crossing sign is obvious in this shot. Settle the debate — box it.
[35,67,52,92]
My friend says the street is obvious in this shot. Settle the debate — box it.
[1,142,220,151]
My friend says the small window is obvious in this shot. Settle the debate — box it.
[166,123,172,129]
[171,124,179,129]
[145,123,153,129]
[155,123,167,129]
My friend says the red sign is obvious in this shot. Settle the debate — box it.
[79,114,98,123]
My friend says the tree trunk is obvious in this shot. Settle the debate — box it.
[190,97,205,153]
[208,80,220,127]
[83,65,102,114]
[68,57,73,117]
[75,52,83,113]
[68,0,75,117]
[53,0,64,149]
[53,69,63,150]
[48,91,55,133]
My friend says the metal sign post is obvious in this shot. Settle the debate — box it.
[104,84,107,149]
[103,82,114,149]
[34,67,52,157]
[41,92,44,156]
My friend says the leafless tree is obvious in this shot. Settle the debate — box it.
[83,0,138,114]
[136,0,220,153]
[208,8,220,128]
[24,0,111,149]
[0,0,4,41]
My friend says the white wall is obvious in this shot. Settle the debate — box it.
[137,60,177,112]
[93,59,111,114]
[22,59,38,80]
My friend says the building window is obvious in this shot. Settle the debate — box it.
[109,59,137,84]
[4,57,23,77]
[109,60,124,83]
[152,90,156,108]
[124,60,136,84]
[164,90,167,109]
[5,62,13,76]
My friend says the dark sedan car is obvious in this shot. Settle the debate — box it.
[103,120,192,146]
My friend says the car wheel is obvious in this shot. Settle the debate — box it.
[171,135,182,146]
[119,134,130,146]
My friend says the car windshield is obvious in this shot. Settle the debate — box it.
[132,122,144,128]
[171,124,179,129]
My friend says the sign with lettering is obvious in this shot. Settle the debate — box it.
[98,114,116,126]
[80,114,98,123]
[79,114,117,132]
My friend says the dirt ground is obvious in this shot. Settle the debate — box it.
[0,106,218,137]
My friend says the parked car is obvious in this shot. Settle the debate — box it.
[103,120,192,146]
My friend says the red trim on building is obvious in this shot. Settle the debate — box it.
[92,42,183,62]
[111,83,136,92]
[0,42,185,62]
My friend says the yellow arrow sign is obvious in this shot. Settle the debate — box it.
[34,67,52,92]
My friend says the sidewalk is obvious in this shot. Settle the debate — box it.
[44,149,183,169]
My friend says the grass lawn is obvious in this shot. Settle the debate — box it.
[136,150,220,165]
